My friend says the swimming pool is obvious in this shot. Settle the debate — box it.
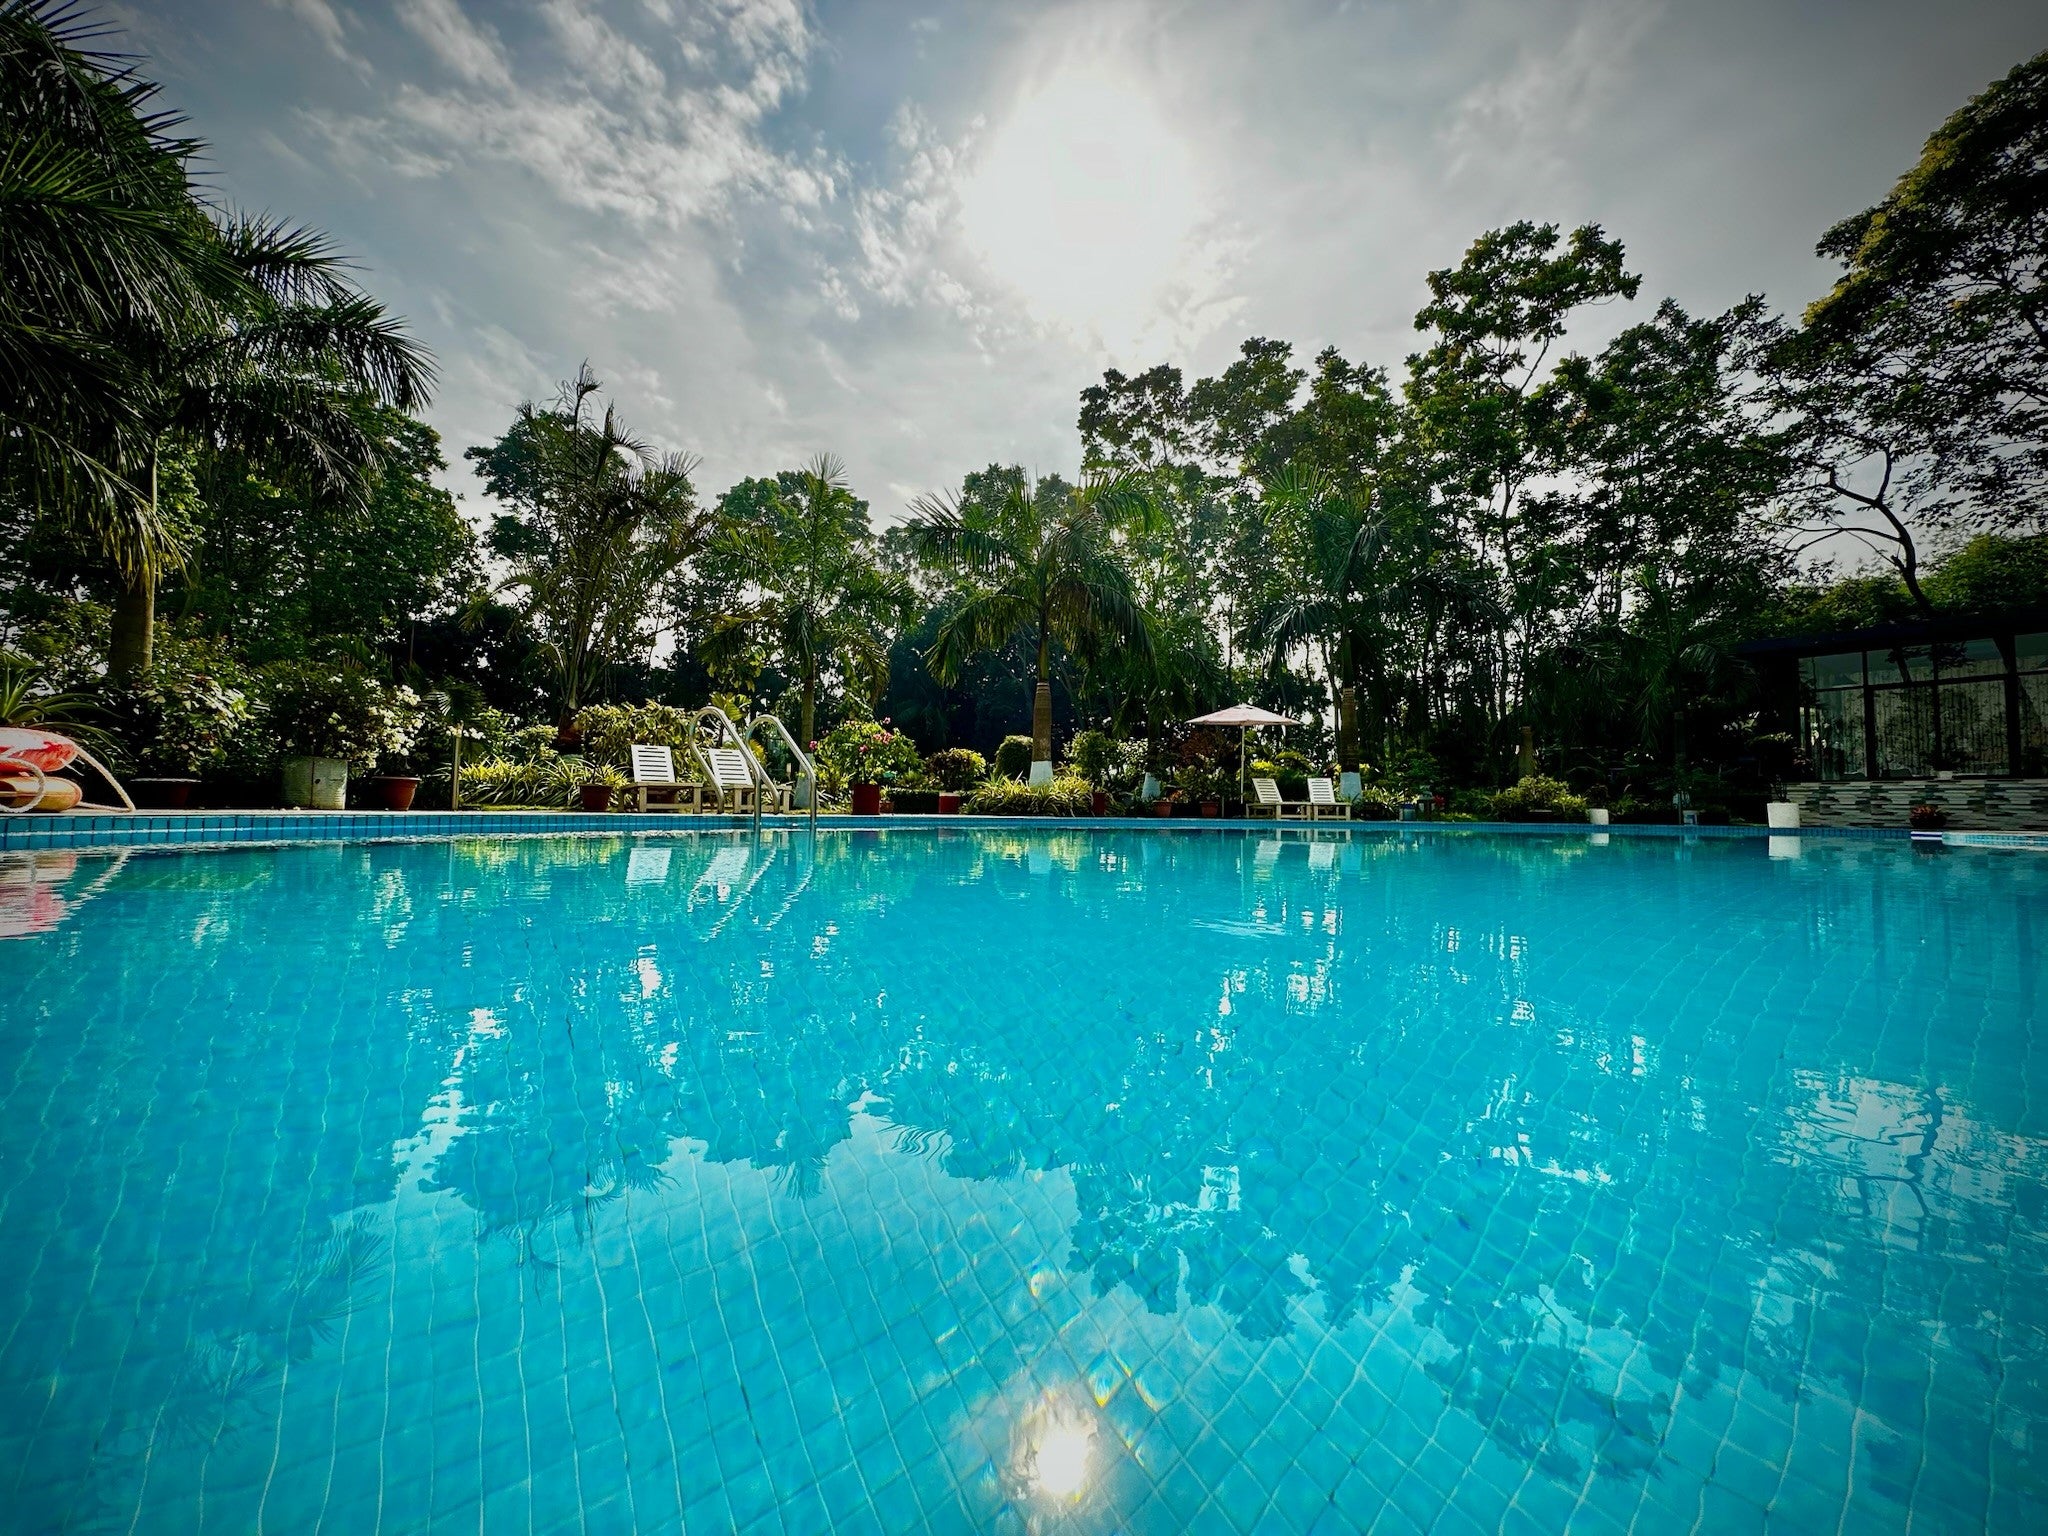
[1,828,2041,1532]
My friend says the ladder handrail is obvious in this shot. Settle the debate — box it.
[685,706,772,815]
[743,714,817,828]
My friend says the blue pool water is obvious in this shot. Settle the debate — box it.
[0,827,2042,1533]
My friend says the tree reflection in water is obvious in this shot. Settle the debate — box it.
[1,828,2041,1530]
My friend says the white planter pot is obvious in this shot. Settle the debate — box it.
[1028,760,1054,787]
[283,755,348,810]
[1587,808,1610,825]
[1766,801,1800,829]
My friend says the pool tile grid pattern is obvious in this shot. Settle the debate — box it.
[1,829,2041,1533]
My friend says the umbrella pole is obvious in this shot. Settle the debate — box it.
[1240,728,1247,807]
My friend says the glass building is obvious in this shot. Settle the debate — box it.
[1746,614,2048,782]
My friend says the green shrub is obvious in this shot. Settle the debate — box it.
[255,661,421,770]
[923,747,987,791]
[1349,789,1398,820]
[1070,729,1145,791]
[96,665,250,776]
[964,774,1093,816]
[992,734,1035,779]
[1493,775,1589,821]
[457,753,586,807]
[573,702,697,769]
[818,718,922,786]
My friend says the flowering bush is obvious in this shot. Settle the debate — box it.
[816,718,921,786]
[256,661,421,770]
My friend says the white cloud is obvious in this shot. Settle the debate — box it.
[396,0,514,89]
[265,0,353,60]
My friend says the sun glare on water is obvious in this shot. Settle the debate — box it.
[957,62,1203,348]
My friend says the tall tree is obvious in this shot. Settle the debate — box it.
[906,466,1153,764]
[468,368,707,728]
[0,2,434,679]
[1405,222,1640,728]
[700,455,913,746]
[1801,49,2047,524]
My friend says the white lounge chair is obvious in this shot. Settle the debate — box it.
[626,744,699,813]
[703,746,790,813]
[1250,777,1307,820]
[1305,777,1350,821]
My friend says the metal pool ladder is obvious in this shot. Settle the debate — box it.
[744,713,817,830]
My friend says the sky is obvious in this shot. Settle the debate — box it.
[120,0,2044,523]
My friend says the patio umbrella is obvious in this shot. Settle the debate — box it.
[1187,703,1297,803]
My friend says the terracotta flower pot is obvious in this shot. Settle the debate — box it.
[1200,801,1221,818]
[375,775,421,811]
[1091,790,1109,816]
[580,784,613,813]
[851,782,882,816]
[937,792,962,814]
[131,777,199,810]
[1153,800,1174,818]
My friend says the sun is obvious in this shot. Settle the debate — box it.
[957,62,1204,350]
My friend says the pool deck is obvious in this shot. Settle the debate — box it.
[0,807,1992,854]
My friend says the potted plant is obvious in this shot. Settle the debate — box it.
[257,662,421,810]
[580,763,627,812]
[96,665,248,808]
[818,718,922,816]
[923,747,985,815]
[1908,802,1948,831]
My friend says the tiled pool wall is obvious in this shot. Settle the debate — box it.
[0,810,1923,854]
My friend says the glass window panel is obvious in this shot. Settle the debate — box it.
[1931,636,2006,680]
[2021,673,2048,776]
[1937,680,2009,775]
[1868,645,1930,686]
[1803,688,1866,781]
[1801,652,1864,691]
[1872,686,1935,778]
[2017,632,2048,673]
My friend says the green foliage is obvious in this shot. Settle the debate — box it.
[922,747,986,791]
[1923,533,2048,614]
[95,656,249,775]
[992,734,1035,779]
[1173,765,1232,804]
[580,762,628,790]
[1066,728,1138,789]
[695,456,913,745]
[0,653,101,736]
[816,718,921,785]
[963,774,1093,816]
[254,661,421,769]
[469,366,705,718]
[571,702,698,770]
[456,753,584,808]
[1349,788,1399,820]
[1492,775,1590,821]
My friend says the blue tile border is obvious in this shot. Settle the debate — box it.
[0,808,1925,853]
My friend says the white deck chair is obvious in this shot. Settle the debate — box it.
[703,747,790,813]
[1305,777,1350,821]
[627,744,698,813]
[1251,777,1307,820]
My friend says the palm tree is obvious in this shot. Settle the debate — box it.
[105,216,434,677]
[0,1,435,679]
[478,369,706,727]
[702,455,913,747]
[906,468,1152,766]
[0,0,228,553]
